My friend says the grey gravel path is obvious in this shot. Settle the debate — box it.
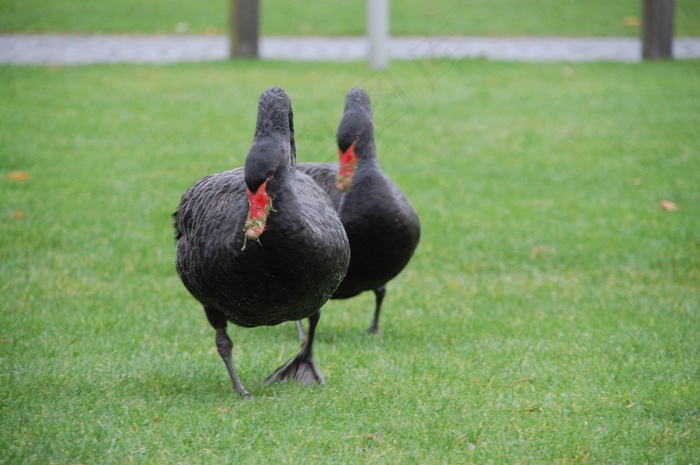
[2,34,700,65]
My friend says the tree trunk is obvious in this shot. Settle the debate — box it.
[230,0,259,58]
[642,0,674,60]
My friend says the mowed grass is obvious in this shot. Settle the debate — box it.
[1,0,700,36]
[1,58,699,463]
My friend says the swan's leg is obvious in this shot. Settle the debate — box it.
[264,310,325,386]
[204,307,252,398]
[367,284,386,335]
[295,320,306,341]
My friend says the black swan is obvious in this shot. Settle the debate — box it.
[298,88,420,334]
[174,87,350,397]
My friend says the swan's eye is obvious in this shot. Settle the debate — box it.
[267,172,275,179]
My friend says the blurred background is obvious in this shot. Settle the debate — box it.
[1,0,698,37]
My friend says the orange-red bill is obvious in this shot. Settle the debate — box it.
[335,142,358,192]
[244,180,272,239]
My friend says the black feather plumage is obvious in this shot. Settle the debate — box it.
[174,87,350,396]
[298,88,420,334]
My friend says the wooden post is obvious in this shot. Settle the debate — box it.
[367,0,389,69]
[230,0,259,58]
[642,0,674,60]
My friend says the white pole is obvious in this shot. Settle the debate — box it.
[367,0,389,69]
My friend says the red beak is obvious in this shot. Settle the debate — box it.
[244,179,272,240]
[335,141,358,192]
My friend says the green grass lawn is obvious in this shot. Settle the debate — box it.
[1,58,699,463]
[1,0,700,36]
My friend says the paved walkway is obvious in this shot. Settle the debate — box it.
[2,34,700,65]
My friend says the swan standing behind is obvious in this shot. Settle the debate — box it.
[298,88,420,335]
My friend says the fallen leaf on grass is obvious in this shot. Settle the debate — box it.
[659,200,678,211]
[8,171,30,181]
[525,404,544,413]
[530,246,552,259]
[11,211,26,219]
[623,16,641,27]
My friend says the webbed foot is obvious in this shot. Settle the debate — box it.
[263,353,325,386]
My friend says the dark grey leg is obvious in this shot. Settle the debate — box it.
[205,307,251,398]
[295,320,306,341]
[264,310,325,386]
[368,284,386,334]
